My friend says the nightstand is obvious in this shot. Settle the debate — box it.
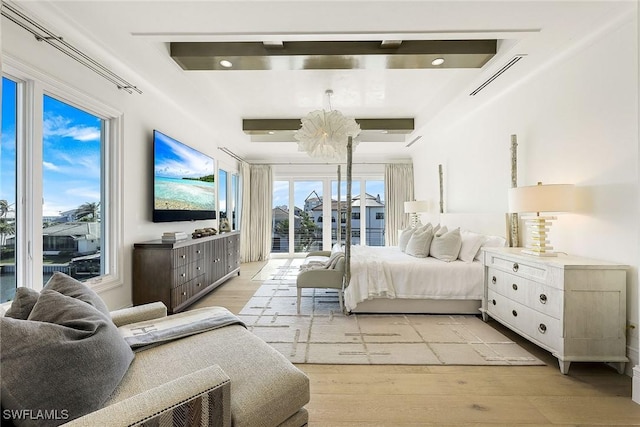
[482,247,628,374]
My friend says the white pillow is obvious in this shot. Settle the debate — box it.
[398,226,417,252]
[405,224,434,258]
[458,230,485,263]
[474,235,508,261]
[430,227,462,262]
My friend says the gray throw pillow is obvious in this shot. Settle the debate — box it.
[405,224,434,258]
[43,272,110,317]
[1,282,134,426]
[398,226,417,252]
[430,227,463,262]
[4,287,40,320]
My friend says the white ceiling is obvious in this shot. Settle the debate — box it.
[10,0,636,163]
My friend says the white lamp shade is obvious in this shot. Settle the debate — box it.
[404,200,431,214]
[508,184,575,214]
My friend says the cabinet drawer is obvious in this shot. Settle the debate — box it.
[487,268,562,319]
[487,290,562,352]
[172,282,190,308]
[486,253,549,284]
[172,243,205,267]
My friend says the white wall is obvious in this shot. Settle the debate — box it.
[412,14,639,370]
[2,22,239,310]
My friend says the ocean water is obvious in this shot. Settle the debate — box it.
[155,176,215,210]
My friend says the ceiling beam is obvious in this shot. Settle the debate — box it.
[171,39,496,70]
[242,118,414,135]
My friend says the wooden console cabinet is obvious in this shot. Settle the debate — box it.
[482,247,628,374]
[133,231,240,313]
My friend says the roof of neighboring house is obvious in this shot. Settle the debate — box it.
[42,222,100,239]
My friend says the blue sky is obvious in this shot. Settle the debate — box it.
[0,78,104,218]
[154,130,214,180]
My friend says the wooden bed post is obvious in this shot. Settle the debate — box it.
[346,137,353,286]
[438,164,444,214]
[510,134,519,247]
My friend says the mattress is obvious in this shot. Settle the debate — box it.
[344,245,484,311]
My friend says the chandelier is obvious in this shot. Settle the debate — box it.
[294,90,361,160]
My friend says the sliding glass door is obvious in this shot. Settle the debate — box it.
[273,176,385,256]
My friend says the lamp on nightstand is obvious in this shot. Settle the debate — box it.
[404,200,430,227]
[508,182,575,257]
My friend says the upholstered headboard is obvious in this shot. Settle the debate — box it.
[439,213,508,238]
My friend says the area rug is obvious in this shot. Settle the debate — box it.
[250,258,305,281]
[238,281,545,366]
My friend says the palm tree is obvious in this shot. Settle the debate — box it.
[0,199,9,218]
[76,202,100,221]
[0,200,15,247]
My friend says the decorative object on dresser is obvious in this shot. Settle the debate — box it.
[508,182,576,256]
[404,200,430,227]
[482,247,628,374]
[133,231,240,313]
[192,227,217,238]
[219,218,231,232]
[161,231,188,242]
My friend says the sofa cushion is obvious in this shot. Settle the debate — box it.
[4,287,40,320]
[109,324,309,427]
[0,274,134,426]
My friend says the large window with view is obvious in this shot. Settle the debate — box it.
[1,78,19,303]
[42,95,105,284]
[0,71,121,304]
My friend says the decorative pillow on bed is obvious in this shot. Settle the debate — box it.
[405,223,434,258]
[4,287,40,320]
[474,235,508,261]
[430,227,462,262]
[458,230,486,263]
[398,226,417,252]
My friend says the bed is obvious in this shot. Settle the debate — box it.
[344,213,507,314]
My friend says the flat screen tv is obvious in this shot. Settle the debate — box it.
[153,130,216,222]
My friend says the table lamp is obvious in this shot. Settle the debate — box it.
[404,200,430,227]
[508,182,575,256]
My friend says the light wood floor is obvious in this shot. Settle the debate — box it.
[190,261,640,426]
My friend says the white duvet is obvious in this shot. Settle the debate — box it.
[344,245,484,311]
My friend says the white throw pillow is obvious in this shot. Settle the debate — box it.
[405,224,434,258]
[474,235,508,261]
[430,227,462,262]
[398,226,417,252]
[458,230,486,263]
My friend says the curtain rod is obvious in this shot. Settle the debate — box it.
[1,1,142,94]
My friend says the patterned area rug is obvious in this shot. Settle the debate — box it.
[250,258,304,281]
[238,281,545,366]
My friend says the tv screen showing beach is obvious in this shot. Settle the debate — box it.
[153,131,215,213]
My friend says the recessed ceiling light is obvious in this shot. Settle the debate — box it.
[431,57,445,66]
[220,59,233,68]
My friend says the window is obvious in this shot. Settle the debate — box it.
[1,78,18,303]
[352,212,360,220]
[376,212,384,220]
[318,216,323,223]
[1,68,122,303]
[230,173,238,230]
[219,169,228,220]
[42,95,105,283]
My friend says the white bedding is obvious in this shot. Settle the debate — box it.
[344,245,484,311]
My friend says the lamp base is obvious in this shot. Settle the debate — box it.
[521,215,558,257]
[521,249,558,257]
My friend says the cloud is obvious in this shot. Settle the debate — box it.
[43,114,100,143]
[43,161,61,171]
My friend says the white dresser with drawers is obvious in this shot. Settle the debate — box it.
[482,247,628,374]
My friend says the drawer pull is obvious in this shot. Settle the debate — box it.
[180,255,186,259]
[512,283,518,291]
[512,263,519,272]
[197,266,202,271]
[512,310,518,317]
[538,323,547,334]
[539,294,548,304]
[492,299,496,306]
[181,273,186,277]
[182,292,187,296]
[196,283,202,287]
[491,276,497,284]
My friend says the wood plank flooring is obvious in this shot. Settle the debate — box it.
[190,261,640,426]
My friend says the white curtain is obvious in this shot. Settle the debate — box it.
[240,163,273,262]
[384,163,414,246]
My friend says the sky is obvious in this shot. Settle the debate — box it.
[154,130,214,179]
[0,77,103,218]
